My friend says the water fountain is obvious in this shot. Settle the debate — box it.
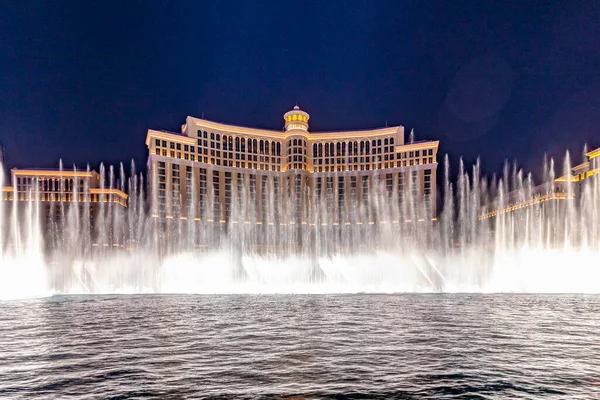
[1,149,599,298]
[0,164,48,299]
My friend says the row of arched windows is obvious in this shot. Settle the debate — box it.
[15,177,89,193]
[312,137,395,158]
[285,114,308,123]
[200,133,396,159]
[199,130,284,157]
[221,135,282,156]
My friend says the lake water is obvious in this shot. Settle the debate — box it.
[0,294,599,399]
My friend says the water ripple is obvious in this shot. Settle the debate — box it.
[0,294,599,399]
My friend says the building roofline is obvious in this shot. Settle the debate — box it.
[310,126,403,137]
[145,129,196,146]
[89,188,128,199]
[585,147,600,159]
[187,117,284,137]
[396,140,440,151]
[11,168,98,177]
[186,116,403,140]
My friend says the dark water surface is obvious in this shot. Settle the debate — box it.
[0,294,599,399]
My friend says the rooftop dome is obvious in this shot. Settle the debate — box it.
[283,105,310,132]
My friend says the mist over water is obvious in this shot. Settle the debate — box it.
[1,151,599,298]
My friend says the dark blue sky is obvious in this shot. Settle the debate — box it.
[1,1,599,178]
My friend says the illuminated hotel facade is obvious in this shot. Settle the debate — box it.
[1,168,128,247]
[480,148,599,220]
[145,105,439,226]
[2,169,127,207]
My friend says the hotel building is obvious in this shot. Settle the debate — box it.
[1,168,128,246]
[145,105,439,227]
[480,147,599,219]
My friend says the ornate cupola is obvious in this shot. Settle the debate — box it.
[283,105,310,132]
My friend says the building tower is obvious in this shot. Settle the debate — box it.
[283,105,310,132]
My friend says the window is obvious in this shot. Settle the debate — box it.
[155,139,160,146]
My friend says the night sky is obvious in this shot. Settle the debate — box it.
[1,1,599,180]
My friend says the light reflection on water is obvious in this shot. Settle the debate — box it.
[0,294,599,399]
